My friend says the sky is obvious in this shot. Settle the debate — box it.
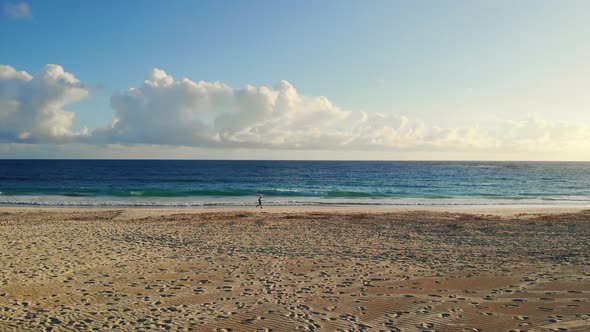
[1,0,590,160]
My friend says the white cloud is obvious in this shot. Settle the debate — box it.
[502,116,590,153]
[3,2,32,19]
[93,69,354,148]
[0,64,89,142]
[93,68,497,151]
[2,64,590,159]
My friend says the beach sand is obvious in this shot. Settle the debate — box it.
[0,207,589,331]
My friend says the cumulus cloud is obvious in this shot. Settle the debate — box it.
[0,64,89,142]
[93,68,352,148]
[3,2,32,19]
[2,64,590,158]
[93,68,497,150]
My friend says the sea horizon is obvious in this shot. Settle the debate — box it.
[2,158,590,162]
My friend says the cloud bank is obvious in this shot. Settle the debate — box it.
[92,68,496,150]
[1,64,590,158]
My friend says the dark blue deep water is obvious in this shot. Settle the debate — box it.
[1,160,590,207]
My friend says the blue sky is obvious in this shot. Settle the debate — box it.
[1,1,590,159]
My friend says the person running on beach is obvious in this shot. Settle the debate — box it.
[256,196,263,209]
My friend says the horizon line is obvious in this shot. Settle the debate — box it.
[1,158,589,163]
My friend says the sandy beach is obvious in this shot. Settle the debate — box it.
[0,207,589,331]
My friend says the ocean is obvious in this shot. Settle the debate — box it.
[0,160,589,207]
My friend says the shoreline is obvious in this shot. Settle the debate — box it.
[1,204,589,218]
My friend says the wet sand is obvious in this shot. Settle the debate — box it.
[0,207,589,331]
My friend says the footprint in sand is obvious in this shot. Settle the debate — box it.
[548,315,563,323]
[417,322,434,329]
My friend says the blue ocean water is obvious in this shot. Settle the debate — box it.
[0,160,590,207]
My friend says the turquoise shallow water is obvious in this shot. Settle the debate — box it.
[1,160,589,207]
